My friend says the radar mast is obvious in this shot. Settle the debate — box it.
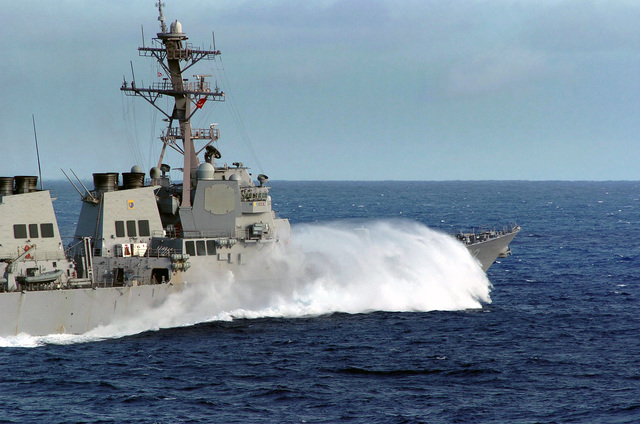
[121,3,224,207]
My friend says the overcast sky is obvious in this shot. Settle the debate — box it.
[2,0,640,181]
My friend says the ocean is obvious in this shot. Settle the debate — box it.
[1,180,638,423]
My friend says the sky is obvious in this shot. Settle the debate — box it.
[2,0,640,181]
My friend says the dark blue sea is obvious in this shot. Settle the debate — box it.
[1,180,639,424]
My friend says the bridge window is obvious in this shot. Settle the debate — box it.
[13,223,54,239]
[196,240,206,256]
[206,239,216,255]
[41,223,55,238]
[13,224,27,239]
[185,240,196,256]
[115,221,125,237]
[126,220,137,237]
[138,220,150,237]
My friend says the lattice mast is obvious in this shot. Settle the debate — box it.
[121,2,225,207]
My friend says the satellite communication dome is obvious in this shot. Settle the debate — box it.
[197,162,215,181]
[150,167,162,179]
[170,20,183,34]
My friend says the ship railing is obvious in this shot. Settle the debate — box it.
[92,281,116,289]
[182,230,237,239]
[23,251,67,262]
[142,247,175,258]
[165,127,219,140]
[89,274,170,289]
[241,187,269,202]
[183,80,211,92]
[151,81,181,92]
[0,252,59,261]
[456,223,519,244]
[66,237,176,259]
[137,80,218,96]
[140,42,220,60]
[151,81,211,93]
[89,281,131,289]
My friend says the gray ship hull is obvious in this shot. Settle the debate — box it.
[463,226,520,272]
[0,283,182,336]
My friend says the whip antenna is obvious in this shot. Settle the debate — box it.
[32,114,43,190]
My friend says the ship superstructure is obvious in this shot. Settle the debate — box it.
[0,177,75,292]
[70,3,291,288]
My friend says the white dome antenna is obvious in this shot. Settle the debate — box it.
[170,20,183,34]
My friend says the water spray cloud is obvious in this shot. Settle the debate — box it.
[0,220,490,347]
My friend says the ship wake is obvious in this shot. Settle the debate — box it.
[1,220,490,346]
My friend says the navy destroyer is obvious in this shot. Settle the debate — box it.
[0,4,517,336]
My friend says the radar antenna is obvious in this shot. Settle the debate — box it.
[157,2,167,33]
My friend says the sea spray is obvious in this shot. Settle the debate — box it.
[90,219,491,338]
[267,220,492,315]
[1,220,491,345]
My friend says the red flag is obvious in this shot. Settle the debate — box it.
[157,72,162,77]
[196,98,207,109]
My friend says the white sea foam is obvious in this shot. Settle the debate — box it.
[0,220,491,347]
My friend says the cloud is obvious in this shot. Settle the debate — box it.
[519,0,640,53]
[446,48,549,95]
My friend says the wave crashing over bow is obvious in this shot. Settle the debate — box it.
[1,220,490,346]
